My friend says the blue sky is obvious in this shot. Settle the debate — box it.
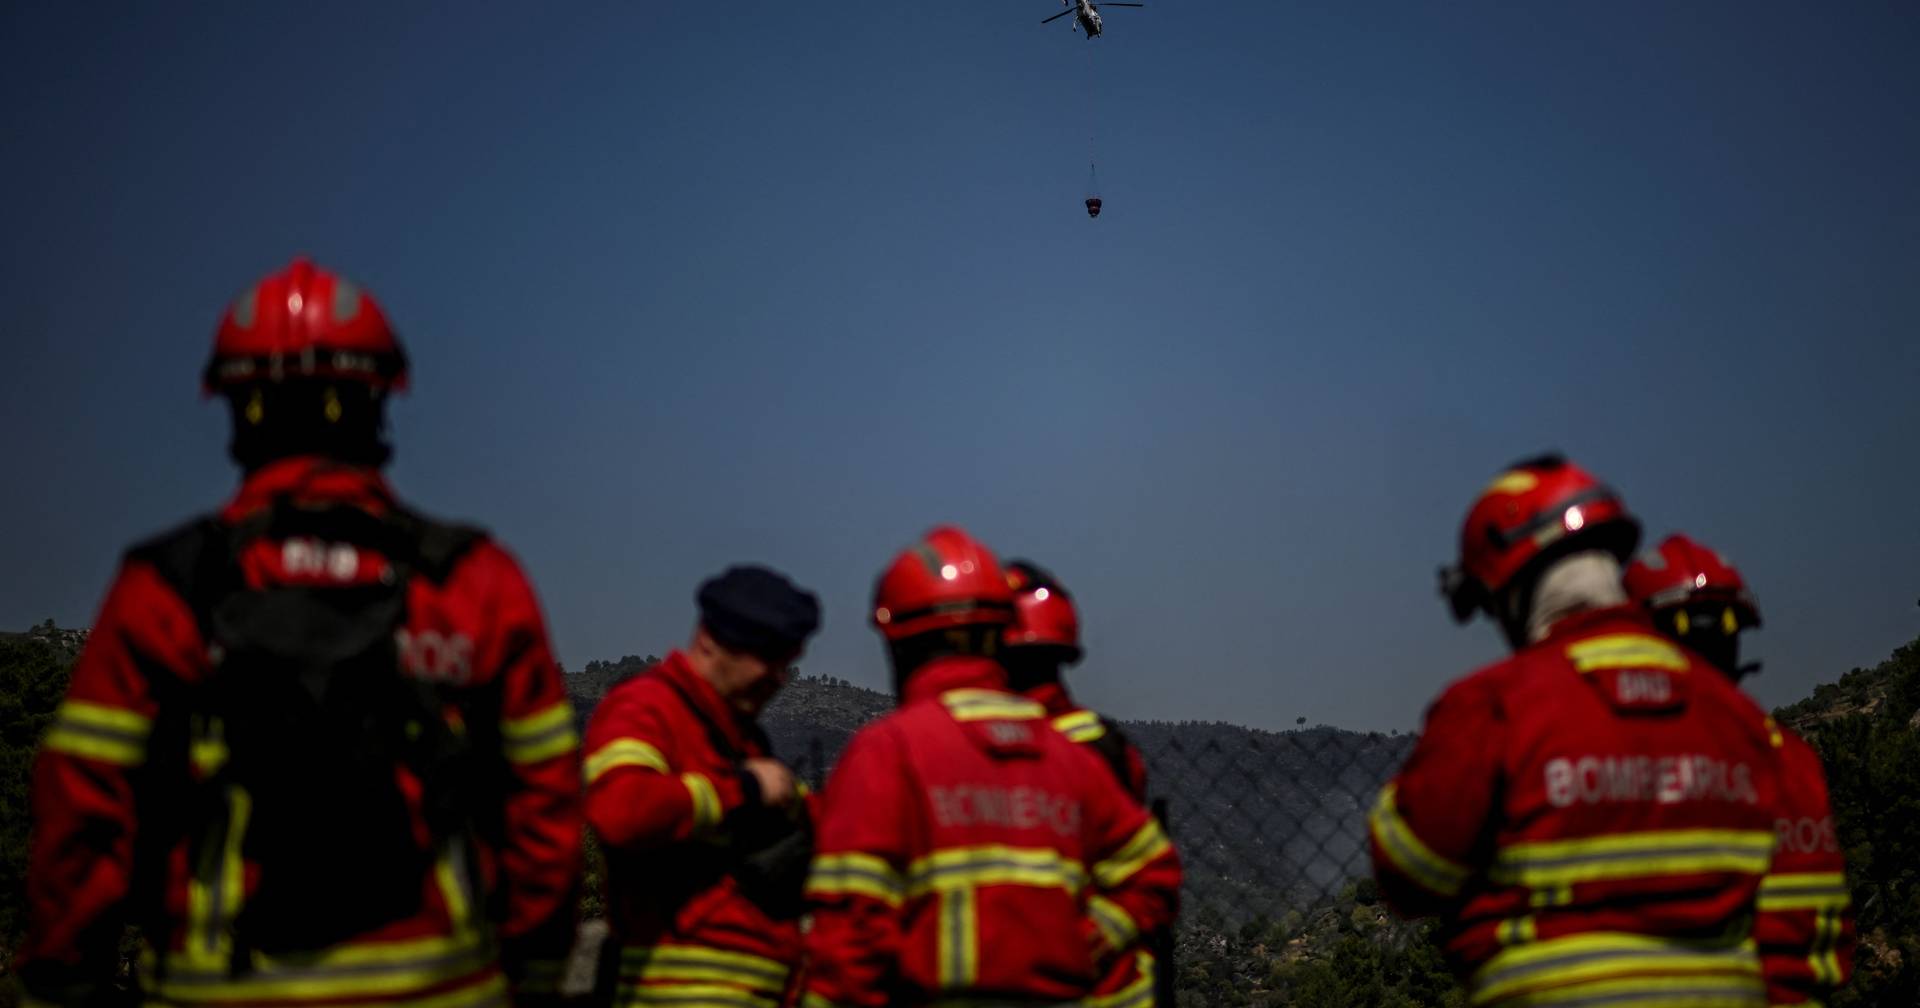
[2,2,1915,731]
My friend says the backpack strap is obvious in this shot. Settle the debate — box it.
[126,516,244,639]
[130,502,488,600]
[381,507,487,584]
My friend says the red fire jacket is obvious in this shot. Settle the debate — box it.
[1026,682,1150,804]
[802,657,1180,1008]
[583,651,808,1008]
[1755,726,1853,1005]
[1370,606,1788,1008]
[1024,681,1157,1006]
[19,457,582,1008]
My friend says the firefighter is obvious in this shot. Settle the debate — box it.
[583,565,822,1008]
[1003,560,1149,800]
[15,259,582,1008]
[801,527,1180,1008]
[1371,454,1789,1008]
[1625,534,1855,1006]
[1003,560,1164,1007]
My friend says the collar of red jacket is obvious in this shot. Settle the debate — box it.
[1021,680,1078,717]
[1536,602,1656,645]
[900,655,1010,706]
[221,456,396,522]
[655,649,756,752]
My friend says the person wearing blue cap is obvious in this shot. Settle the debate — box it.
[582,565,822,1008]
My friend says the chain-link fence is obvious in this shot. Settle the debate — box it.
[1130,724,1411,930]
[1127,726,1454,1006]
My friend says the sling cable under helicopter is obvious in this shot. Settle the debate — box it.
[1085,43,1101,218]
[1040,0,1143,218]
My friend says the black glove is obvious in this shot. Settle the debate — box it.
[728,804,815,920]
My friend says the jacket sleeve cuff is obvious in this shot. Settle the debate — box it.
[682,771,747,833]
[1079,916,1120,968]
[1086,894,1141,953]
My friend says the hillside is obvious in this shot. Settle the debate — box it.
[0,621,88,664]
[564,661,1410,923]
[1776,647,1916,732]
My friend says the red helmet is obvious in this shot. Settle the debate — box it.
[203,258,408,394]
[1442,454,1640,622]
[872,526,1014,641]
[1624,533,1761,629]
[1004,560,1082,659]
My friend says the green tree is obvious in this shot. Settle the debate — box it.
[1,636,73,964]
[1796,637,1920,1006]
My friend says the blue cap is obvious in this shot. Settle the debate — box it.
[697,565,822,660]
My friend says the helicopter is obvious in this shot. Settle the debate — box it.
[1041,0,1144,39]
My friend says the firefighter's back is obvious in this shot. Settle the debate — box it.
[17,260,581,1008]
[1454,613,1784,1005]
[889,687,1120,1000]
[1378,454,1791,1008]
[804,527,1179,1008]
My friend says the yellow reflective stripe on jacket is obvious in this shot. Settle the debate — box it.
[1368,783,1470,898]
[1756,871,1850,912]
[906,845,1088,897]
[179,785,250,969]
[585,737,671,785]
[683,772,723,831]
[1564,634,1691,673]
[1529,885,1574,909]
[435,844,479,933]
[1084,953,1156,1008]
[58,698,151,735]
[935,886,980,990]
[807,851,905,906]
[42,725,144,766]
[1470,930,1761,1006]
[615,983,779,1008]
[1087,893,1140,952]
[799,994,841,1008]
[1053,709,1107,743]
[43,699,153,766]
[1477,975,1765,1008]
[617,943,792,996]
[1093,820,1172,889]
[189,714,229,777]
[149,931,500,1004]
[1808,903,1845,989]
[502,702,577,765]
[940,688,1045,722]
[1497,916,1539,947]
[1491,829,1775,888]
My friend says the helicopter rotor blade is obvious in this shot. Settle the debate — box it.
[1041,9,1075,23]
[1096,3,1146,7]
